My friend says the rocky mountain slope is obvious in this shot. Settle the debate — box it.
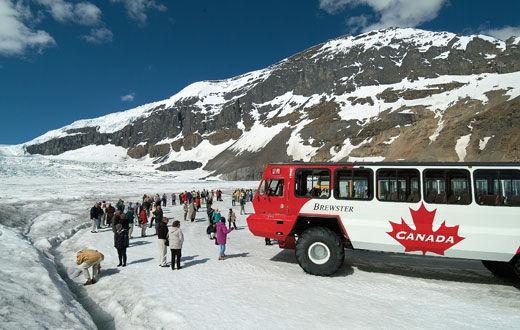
[21,28,520,179]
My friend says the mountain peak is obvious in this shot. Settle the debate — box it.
[314,27,506,59]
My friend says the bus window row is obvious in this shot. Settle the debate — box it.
[292,168,520,206]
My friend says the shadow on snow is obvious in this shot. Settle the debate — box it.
[269,248,517,286]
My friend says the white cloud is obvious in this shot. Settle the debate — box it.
[74,2,102,26]
[319,0,447,33]
[82,27,113,44]
[481,26,520,41]
[121,93,135,102]
[34,0,101,26]
[110,0,166,24]
[0,0,55,55]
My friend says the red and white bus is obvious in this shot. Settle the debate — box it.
[247,162,520,278]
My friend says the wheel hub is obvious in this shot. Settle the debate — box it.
[308,242,331,265]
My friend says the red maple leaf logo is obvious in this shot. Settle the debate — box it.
[387,203,464,255]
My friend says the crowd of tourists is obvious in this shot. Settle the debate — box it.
[79,188,256,285]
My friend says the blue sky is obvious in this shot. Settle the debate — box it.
[0,0,519,144]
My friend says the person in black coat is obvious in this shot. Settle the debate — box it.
[157,217,169,266]
[114,224,129,267]
[153,204,163,236]
[90,203,102,233]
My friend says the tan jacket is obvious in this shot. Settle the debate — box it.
[76,249,104,265]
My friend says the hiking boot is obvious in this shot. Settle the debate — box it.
[84,279,93,286]
[91,278,97,284]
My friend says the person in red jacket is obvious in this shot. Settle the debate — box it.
[195,196,201,210]
[139,208,148,237]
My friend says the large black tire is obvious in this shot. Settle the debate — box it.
[512,256,520,281]
[481,260,515,279]
[295,227,345,276]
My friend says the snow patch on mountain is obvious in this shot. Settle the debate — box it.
[230,122,286,154]
[334,71,520,122]
[164,139,235,166]
[165,68,272,115]
[455,134,472,161]
[330,138,356,162]
[26,101,165,146]
[479,136,492,151]
[50,144,129,163]
[313,28,506,61]
[286,119,318,161]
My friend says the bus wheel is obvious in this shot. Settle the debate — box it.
[481,260,515,279]
[512,256,520,280]
[295,227,344,276]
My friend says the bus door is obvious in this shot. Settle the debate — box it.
[256,177,287,217]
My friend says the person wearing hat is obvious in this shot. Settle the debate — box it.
[75,249,104,285]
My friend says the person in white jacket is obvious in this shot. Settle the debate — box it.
[168,220,184,270]
[187,201,196,222]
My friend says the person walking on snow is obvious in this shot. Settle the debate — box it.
[105,203,115,227]
[216,218,234,260]
[116,199,125,213]
[183,202,188,221]
[239,196,246,215]
[212,209,222,224]
[75,249,104,285]
[114,224,129,267]
[161,194,167,207]
[228,208,237,229]
[187,200,196,222]
[171,193,176,206]
[168,220,184,270]
[90,203,102,233]
[157,217,169,266]
[126,207,135,238]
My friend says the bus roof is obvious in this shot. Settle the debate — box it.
[267,161,520,167]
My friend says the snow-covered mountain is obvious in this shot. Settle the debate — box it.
[18,28,520,179]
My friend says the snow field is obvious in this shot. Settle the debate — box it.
[57,194,520,330]
[0,224,95,329]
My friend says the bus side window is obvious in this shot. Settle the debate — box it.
[423,169,471,205]
[474,169,520,206]
[377,168,420,203]
[334,169,373,200]
[295,169,331,199]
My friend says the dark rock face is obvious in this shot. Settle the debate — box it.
[23,28,520,179]
[156,161,203,172]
